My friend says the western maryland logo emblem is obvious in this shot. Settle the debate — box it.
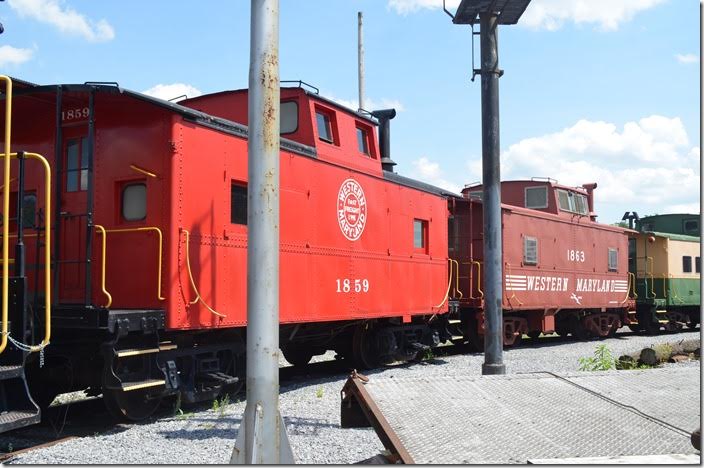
[337,178,367,241]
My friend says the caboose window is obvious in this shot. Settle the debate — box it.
[280,101,298,134]
[557,189,588,215]
[525,186,548,209]
[608,248,618,271]
[696,257,701,273]
[523,237,538,265]
[414,219,428,251]
[682,256,692,273]
[66,137,89,192]
[231,183,248,225]
[574,194,588,215]
[316,111,333,143]
[683,219,699,235]
[122,183,147,221]
[21,194,36,229]
[356,127,369,155]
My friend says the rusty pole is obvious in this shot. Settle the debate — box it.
[231,0,293,463]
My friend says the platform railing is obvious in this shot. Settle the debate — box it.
[93,225,165,308]
[0,75,11,355]
[0,152,52,354]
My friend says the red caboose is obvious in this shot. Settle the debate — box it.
[0,81,451,423]
[449,179,635,347]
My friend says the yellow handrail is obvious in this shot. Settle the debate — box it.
[504,262,523,308]
[621,272,637,304]
[473,261,484,299]
[182,228,225,317]
[0,76,12,355]
[93,226,165,308]
[433,258,454,309]
[93,225,113,308]
[450,259,463,300]
[0,151,52,353]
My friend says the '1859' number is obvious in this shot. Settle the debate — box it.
[336,278,370,293]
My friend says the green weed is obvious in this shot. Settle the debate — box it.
[315,387,324,399]
[578,344,616,371]
[212,394,231,418]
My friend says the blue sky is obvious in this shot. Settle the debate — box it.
[0,0,700,223]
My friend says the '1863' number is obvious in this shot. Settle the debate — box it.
[336,278,369,293]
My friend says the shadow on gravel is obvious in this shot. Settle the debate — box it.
[156,415,339,440]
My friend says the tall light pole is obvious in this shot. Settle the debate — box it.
[358,11,365,111]
[231,0,294,463]
[445,0,532,375]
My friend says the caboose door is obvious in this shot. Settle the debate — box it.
[56,103,92,305]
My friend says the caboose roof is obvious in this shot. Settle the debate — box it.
[645,231,700,242]
[4,82,317,159]
[181,86,380,126]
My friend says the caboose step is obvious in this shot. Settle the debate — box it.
[120,379,166,392]
[115,347,161,358]
[159,341,177,351]
[0,409,40,433]
[0,365,23,380]
[115,342,178,357]
[448,319,462,325]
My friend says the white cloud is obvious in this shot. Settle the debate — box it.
[675,53,699,64]
[387,0,664,31]
[142,83,202,102]
[0,45,34,67]
[408,156,462,193]
[324,93,406,113]
[8,0,115,42]
[501,115,699,222]
[388,0,458,15]
[520,0,665,31]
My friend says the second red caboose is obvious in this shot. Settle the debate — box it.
[449,179,635,347]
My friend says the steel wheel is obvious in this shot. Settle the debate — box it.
[352,323,380,370]
[281,346,315,367]
[463,315,485,352]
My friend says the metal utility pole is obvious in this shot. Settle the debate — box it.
[478,11,504,376]
[358,11,365,111]
[231,0,294,463]
[446,0,532,375]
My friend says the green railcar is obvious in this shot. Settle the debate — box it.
[628,214,701,332]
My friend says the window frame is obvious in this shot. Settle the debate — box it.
[66,137,90,193]
[280,100,299,135]
[608,248,618,272]
[524,186,548,209]
[683,255,693,273]
[356,126,370,156]
[413,219,429,254]
[523,236,538,266]
[121,182,147,222]
[556,189,588,215]
[315,107,337,145]
[230,181,248,226]
[683,219,699,235]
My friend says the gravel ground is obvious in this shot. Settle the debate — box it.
[8,328,701,464]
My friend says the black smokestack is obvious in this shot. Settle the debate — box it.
[371,108,397,172]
